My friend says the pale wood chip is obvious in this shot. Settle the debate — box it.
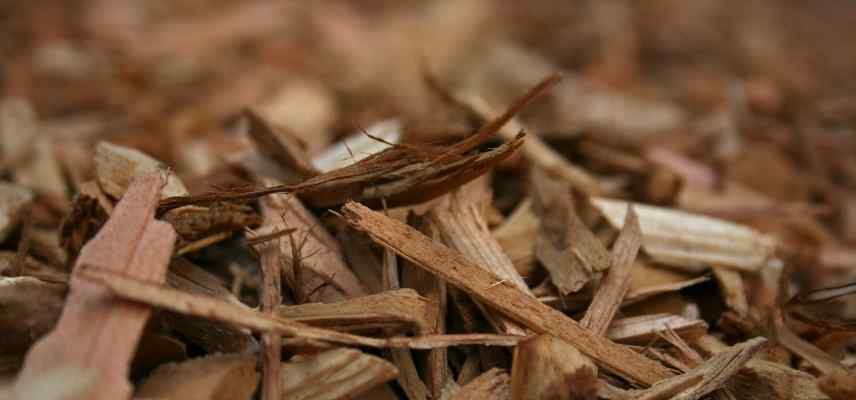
[15,174,176,400]
[137,354,259,400]
[510,335,598,400]
[94,141,188,200]
[340,201,673,386]
[591,198,778,272]
[451,368,511,400]
[606,314,708,345]
[280,348,398,400]
[582,205,642,336]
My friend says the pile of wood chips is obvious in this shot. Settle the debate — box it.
[3,1,856,399]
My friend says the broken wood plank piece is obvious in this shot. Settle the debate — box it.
[280,348,398,400]
[256,180,367,303]
[591,198,778,272]
[136,354,259,400]
[531,167,611,294]
[635,337,766,400]
[451,368,511,400]
[510,334,597,400]
[340,201,673,386]
[582,205,641,336]
[429,189,528,335]
[15,174,177,400]
[77,265,524,350]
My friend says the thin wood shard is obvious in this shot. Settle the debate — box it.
[340,201,673,386]
[531,168,610,294]
[279,348,399,400]
[582,205,642,336]
[136,354,259,400]
[451,368,511,400]
[591,198,778,272]
[15,174,177,400]
[606,314,708,345]
[510,335,598,400]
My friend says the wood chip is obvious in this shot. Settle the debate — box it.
[582,205,642,336]
[340,201,673,386]
[136,354,259,400]
[279,348,398,400]
[94,141,188,200]
[451,368,511,400]
[727,360,829,400]
[0,276,65,356]
[606,314,708,345]
[591,198,778,272]
[712,266,749,317]
[15,174,176,399]
[510,334,598,400]
[531,168,611,294]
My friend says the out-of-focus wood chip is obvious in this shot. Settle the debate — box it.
[451,368,511,400]
[582,205,641,336]
[492,198,538,277]
[712,267,749,317]
[245,109,319,178]
[15,174,176,400]
[591,198,778,272]
[531,168,611,294]
[340,201,673,386]
[136,354,259,400]
[0,276,66,355]
[94,141,189,200]
[279,348,398,400]
[0,183,33,243]
[818,371,856,400]
[510,334,598,400]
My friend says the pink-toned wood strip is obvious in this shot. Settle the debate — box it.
[15,174,176,400]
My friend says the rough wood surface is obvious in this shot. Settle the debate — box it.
[341,201,673,386]
[451,368,511,400]
[510,335,598,400]
[279,348,398,400]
